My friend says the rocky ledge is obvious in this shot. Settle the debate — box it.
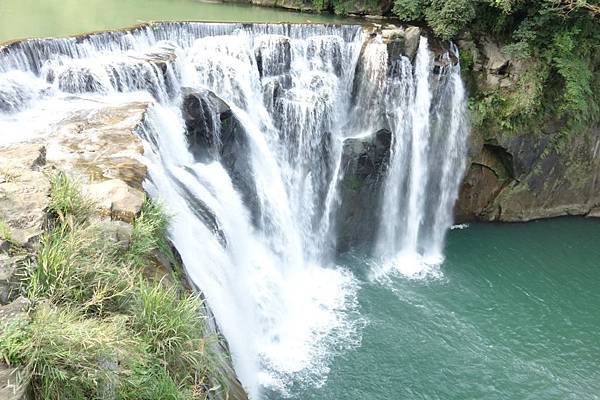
[0,102,247,400]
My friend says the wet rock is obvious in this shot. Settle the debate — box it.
[0,144,50,249]
[182,88,231,159]
[336,129,391,252]
[43,42,177,100]
[182,89,260,225]
[84,179,145,223]
[45,102,149,189]
[254,35,291,79]
[382,26,421,64]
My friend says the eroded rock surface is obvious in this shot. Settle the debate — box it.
[0,144,50,248]
[45,102,149,190]
[336,129,391,252]
[456,124,600,222]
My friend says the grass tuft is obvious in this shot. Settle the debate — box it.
[132,282,210,375]
[26,223,136,314]
[0,218,12,242]
[126,199,171,268]
[48,172,93,224]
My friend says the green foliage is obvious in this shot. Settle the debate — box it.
[132,282,218,395]
[393,0,425,21]
[48,172,93,224]
[0,315,32,366]
[389,0,600,136]
[4,172,223,400]
[0,305,138,400]
[126,199,171,268]
[312,0,327,12]
[0,218,12,242]
[549,26,599,127]
[424,0,476,40]
[26,222,136,314]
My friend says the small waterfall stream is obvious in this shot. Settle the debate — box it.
[374,37,468,278]
[0,22,468,399]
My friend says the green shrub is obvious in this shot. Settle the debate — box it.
[424,0,476,40]
[8,172,224,400]
[388,0,600,136]
[0,315,32,366]
[132,282,213,380]
[0,305,140,400]
[393,0,425,21]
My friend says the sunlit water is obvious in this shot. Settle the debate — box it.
[0,0,349,42]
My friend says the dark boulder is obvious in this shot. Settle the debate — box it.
[336,129,391,253]
[181,89,261,226]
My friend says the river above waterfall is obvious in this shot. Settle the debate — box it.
[0,0,350,43]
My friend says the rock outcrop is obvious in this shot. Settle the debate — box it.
[336,129,391,251]
[454,36,600,222]
[0,100,248,400]
[0,297,29,400]
[182,89,260,225]
[455,125,600,221]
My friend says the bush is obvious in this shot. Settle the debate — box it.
[131,281,218,393]
[0,305,139,400]
[424,0,475,40]
[389,0,600,136]
[26,222,136,314]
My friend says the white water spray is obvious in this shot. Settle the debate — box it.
[0,23,468,398]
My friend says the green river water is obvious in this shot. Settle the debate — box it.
[293,218,600,400]
[0,0,347,42]
[2,2,600,399]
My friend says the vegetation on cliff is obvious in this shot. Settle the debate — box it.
[391,0,600,136]
[0,173,224,400]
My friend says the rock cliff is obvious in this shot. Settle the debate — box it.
[454,36,600,222]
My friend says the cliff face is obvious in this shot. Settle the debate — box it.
[454,37,600,222]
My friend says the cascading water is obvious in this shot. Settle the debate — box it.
[373,37,468,278]
[0,22,468,399]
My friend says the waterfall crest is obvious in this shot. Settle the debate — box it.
[0,22,468,398]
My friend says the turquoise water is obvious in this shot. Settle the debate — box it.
[0,0,349,42]
[277,218,600,399]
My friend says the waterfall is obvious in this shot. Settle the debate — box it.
[0,22,468,398]
[373,37,468,278]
